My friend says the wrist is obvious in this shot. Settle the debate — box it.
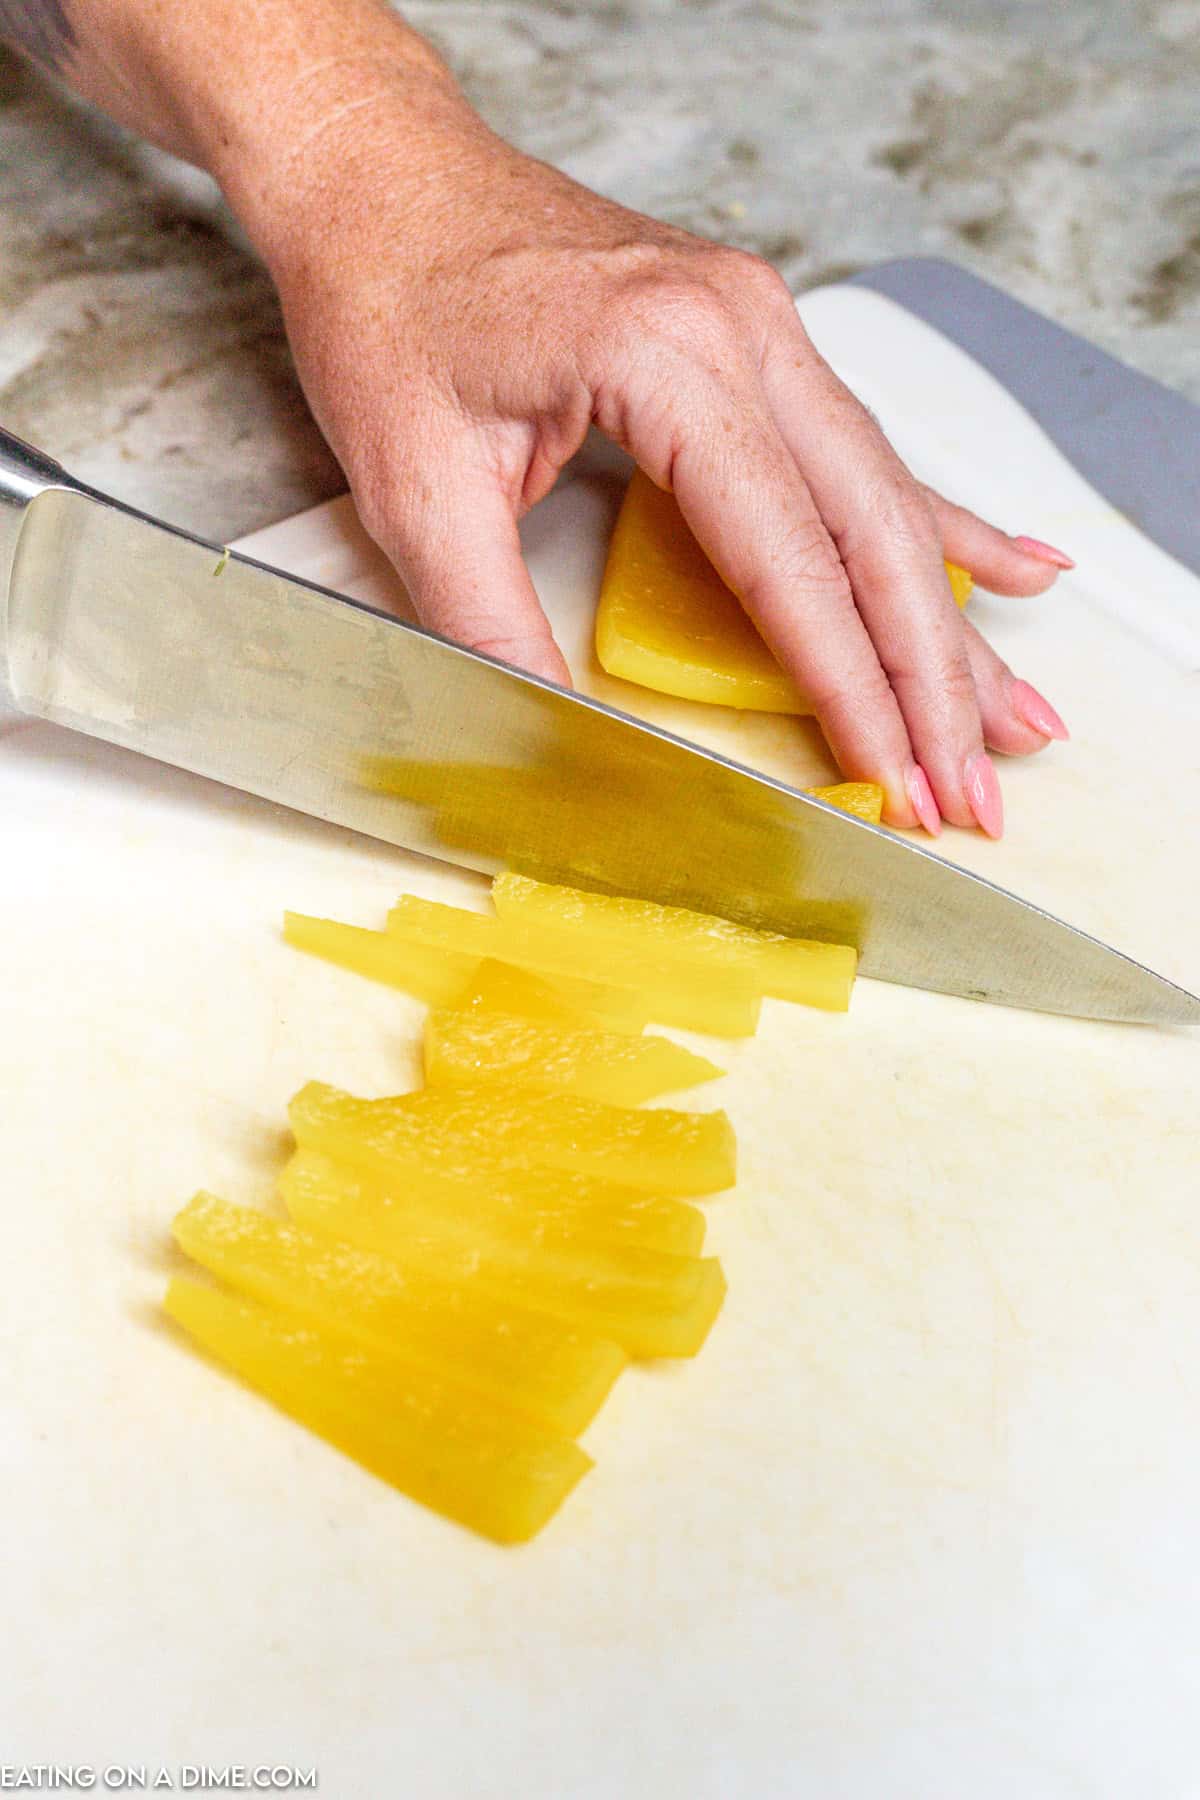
[209,25,471,273]
[229,75,484,291]
[89,0,470,268]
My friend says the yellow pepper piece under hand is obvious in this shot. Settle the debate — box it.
[172,1191,628,1435]
[805,782,885,825]
[491,872,857,1011]
[281,1148,726,1359]
[596,469,973,712]
[425,1007,722,1107]
[163,1277,591,1543]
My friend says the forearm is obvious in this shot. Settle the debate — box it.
[0,0,469,257]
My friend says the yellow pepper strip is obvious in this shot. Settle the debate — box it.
[281,1154,726,1359]
[804,782,885,825]
[386,895,763,1038]
[290,1079,734,1207]
[163,1278,591,1543]
[424,1007,722,1107]
[281,1144,707,1257]
[173,1192,628,1436]
[291,1078,729,1200]
[490,873,857,1012]
[596,469,972,713]
[283,912,648,1033]
[452,957,612,1030]
[395,1083,735,1195]
[283,912,474,1004]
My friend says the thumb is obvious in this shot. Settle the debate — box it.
[364,454,572,688]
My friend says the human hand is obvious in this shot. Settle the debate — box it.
[255,117,1069,836]
[204,12,1071,835]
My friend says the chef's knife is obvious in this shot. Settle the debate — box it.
[1,313,1197,1028]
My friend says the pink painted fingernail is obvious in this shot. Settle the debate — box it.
[1011,534,1075,570]
[906,764,942,836]
[964,752,1004,839]
[1010,678,1070,741]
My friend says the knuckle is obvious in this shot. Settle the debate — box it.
[808,658,895,722]
[939,657,979,705]
[891,652,976,711]
[741,526,853,615]
[607,267,743,358]
[866,472,940,551]
[724,249,796,311]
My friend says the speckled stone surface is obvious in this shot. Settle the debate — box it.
[1,0,1197,540]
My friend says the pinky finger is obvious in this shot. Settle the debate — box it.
[961,616,1070,756]
[919,484,1075,596]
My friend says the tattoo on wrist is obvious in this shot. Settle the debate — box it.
[0,0,74,71]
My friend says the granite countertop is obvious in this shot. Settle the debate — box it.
[1,0,1197,542]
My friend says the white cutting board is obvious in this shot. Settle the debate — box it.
[4,287,1199,1798]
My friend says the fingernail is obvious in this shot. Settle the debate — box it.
[1010,678,1070,741]
[1011,534,1075,570]
[906,764,942,836]
[964,752,1004,838]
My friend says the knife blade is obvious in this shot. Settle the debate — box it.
[0,425,1196,1026]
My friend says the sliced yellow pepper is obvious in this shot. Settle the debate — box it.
[425,1007,721,1107]
[283,912,648,1033]
[596,469,973,712]
[282,1150,726,1359]
[387,895,762,1038]
[394,1082,735,1195]
[163,1278,591,1543]
[173,1191,627,1435]
[805,782,885,825]
[280,1145,707,1258]
[491,873,857,1011]
[452,957,614,1030]
[289,1080,736,1199]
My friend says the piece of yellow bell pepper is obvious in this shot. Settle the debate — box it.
[280,1145,707,1257]
[173,1191,628,1435]
[163,1278,591,1543]
[387,895,762,1038]
[283,912,648,1033]
[452,957,614,1029]
[424,1007,721,1107]
[596,469,973,712]
[491,873,857,1011]
[281,1149,726,1359]
[290,1080,735,1199]
[805,782,885,825]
